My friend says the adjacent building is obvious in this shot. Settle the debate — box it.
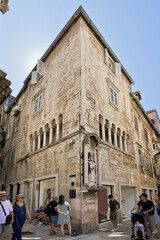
[0,6,160,232]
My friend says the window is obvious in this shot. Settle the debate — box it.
[148,156,153,172]
[10,149,15,165]
[134,116,139,132]
[109,86,117,106]
[35,93,43,113]
[144,127,148,142]
[138,148,143,167]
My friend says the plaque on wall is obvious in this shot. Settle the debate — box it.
[69,189,76,198]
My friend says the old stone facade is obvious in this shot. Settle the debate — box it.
[0,6,160,232]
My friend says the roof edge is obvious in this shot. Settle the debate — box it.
[8,5,134,112]
[131,94,160,137]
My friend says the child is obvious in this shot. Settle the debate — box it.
[134,220,145,240]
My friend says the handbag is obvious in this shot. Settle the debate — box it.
[0,202,12,225]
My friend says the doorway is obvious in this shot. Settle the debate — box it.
[121,186,136,218]
[39,178,56,207]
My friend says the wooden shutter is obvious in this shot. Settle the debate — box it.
[37,59,44,77]
[98,189,107,213]
[105,48,109,66]
[31,71,38,84]
[114,62,121,76]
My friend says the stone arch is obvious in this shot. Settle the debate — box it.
[58,114,63,139]
[99,114,104,140]
[44,123,50,146]
[105,119,110,142]
[51,119,56,143]
[122,131,126,151]
[39,127,43,149]
[111,123,116,145]
[117,127,121,149]
[84,133,101,146]
[34,131,38,151]
[83,133,102,187]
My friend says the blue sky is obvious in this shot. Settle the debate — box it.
[0,0,160,116]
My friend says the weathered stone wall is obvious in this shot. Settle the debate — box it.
[0,14,159,233]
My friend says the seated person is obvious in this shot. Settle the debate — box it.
[134,220,145,240]
[36,206,49,226]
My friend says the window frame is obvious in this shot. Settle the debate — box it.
[134,115,139,132]
[138,148,143,167]
[35,93,43,113]
[148,155,153,172]
[109,86,117,107]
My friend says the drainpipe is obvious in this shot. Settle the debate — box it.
[4,114,15,190]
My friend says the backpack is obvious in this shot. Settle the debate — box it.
[45,202,52,217]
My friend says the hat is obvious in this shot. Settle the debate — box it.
[0,191,7,196]
[16,193,25,199]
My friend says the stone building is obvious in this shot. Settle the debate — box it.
[0,6,160,232]
[0,70,12,161]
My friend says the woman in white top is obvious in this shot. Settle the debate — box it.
[152,197,160,234]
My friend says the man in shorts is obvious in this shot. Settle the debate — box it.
[108,194,119,232]
[0,191,14,240]
[49,196,58,235]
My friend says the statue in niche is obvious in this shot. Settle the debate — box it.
[88,152,97,186]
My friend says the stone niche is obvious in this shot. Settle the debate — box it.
[83,133,102,188]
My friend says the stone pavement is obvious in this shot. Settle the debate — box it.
[3,219,160,240]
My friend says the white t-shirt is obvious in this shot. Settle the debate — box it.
[0,200,13,224]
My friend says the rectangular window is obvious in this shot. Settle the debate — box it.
[138,148,143,167]
[109,86,117,107]
[134,116,139,132]
[35,93,43,113]
[144,127,148,142]
[148,156,153,172]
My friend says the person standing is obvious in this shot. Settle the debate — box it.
[56,195,72,238]
[44,189,51,206]
[12,194,31,240]
[140,193,155,238]
[0,191,14,240]
[151,197,160,234]
[108,194,119,232]
[49,196,58,235]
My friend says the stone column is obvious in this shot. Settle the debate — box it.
[97,145,102,186]
[124,135,127,152]
[49,124,53,144]
[84,143,89,186]
[114,129,117,147]
[43,129,46,147]
[29,181,33,212]
[108,125,112,144]
[38,133,41,150]
[33,138,35,151]
[102,120,105,141]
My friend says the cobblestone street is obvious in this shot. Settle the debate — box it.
[3,219,160,240]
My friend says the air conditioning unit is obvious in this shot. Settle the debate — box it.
[14,106,20,116]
